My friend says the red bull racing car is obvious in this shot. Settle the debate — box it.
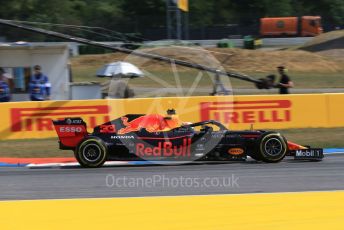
[53,110,323,167]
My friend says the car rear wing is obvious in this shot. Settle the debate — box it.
[52,118,88,150]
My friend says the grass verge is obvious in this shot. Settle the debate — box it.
[72,67,344,93]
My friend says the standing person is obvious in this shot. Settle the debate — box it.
[0,68,11,102]
[0,67,14,89]
[277,66,294,94]
[29,65,51,101]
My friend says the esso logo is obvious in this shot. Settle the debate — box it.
[59,126,83,133]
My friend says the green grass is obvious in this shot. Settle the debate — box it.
[71,66,99,83]
[72,67,344,93]
[273,128,344,148]
[217,72,344,89]
[0,138,72,158]
[0,128,343,158]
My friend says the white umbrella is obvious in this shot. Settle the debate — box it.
[96,61,144,78]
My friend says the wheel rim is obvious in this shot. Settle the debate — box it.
[82,143,102,162]
[264,138,283,156]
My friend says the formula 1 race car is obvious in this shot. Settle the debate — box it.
[53,111,324,167]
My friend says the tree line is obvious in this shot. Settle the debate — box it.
[0,0,343,41]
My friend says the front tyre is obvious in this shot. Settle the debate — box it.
[256,132,287,163]
[75,138,107,168]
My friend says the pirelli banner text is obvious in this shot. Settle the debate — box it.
[1,93,343,140]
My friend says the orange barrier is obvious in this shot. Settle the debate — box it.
[1,94,343,140]
[0,157,75,164]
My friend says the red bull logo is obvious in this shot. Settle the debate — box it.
[200,100,291,125]
[136,138,192,157]
[118,114,179,134]
[10,105,110,132]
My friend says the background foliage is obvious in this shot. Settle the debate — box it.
[0,0,343,40]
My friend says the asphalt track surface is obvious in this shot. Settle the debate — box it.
[0,154,343,200]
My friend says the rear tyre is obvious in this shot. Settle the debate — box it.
[75,137,107,168]
[255,132,287,163]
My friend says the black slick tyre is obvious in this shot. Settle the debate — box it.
[255,132,287,163]
[75,137,107,168]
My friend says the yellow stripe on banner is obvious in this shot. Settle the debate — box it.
[0,191,344,230]
[1,93,344,140]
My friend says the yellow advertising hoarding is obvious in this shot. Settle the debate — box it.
[328,94,344,127]
[1,93,343,140]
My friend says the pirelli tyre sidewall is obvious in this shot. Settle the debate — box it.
[75,137,108,168]
[256,132,287,163]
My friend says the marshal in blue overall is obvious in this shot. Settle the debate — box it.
[29,65,51,101]
[0,80,10,102]
[0,68,11,102]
